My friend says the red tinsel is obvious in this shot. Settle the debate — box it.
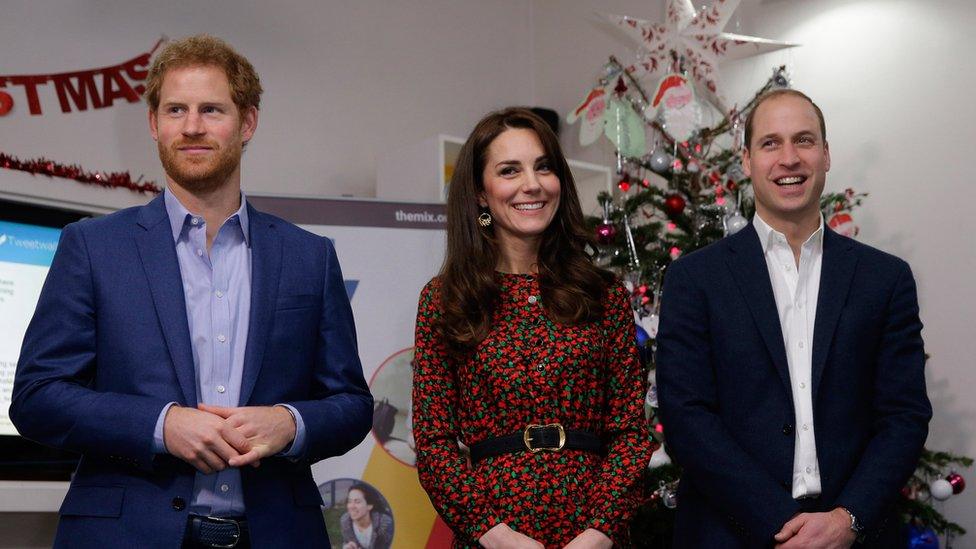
[0,151,161,194]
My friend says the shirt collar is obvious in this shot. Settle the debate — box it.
[752,212,824,253]
[163,188,251,246]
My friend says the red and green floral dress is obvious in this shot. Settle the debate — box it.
[413,273,650,548]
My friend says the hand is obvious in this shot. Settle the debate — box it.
[478,523,544,549]
[774,509,856,548]
[563,528,613,549]
[162,405,250,474]
[342,542,359,549]
[197,404,297,468]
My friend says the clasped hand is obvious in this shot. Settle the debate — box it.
[773,509,856,548]
[478,524,612,549]
[162,404,297,474]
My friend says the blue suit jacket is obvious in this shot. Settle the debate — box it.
[656,224,931,548]
[11,194,373,548]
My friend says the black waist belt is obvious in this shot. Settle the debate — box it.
[185,515,250,548]
[468,423,603,464]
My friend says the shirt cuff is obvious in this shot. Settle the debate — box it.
[275,404,306,458]
[153,402,178,454]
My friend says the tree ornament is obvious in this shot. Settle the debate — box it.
[648,446,672,469]
[605,98,646,158]
[596,223,617,245]
[645,370,658,408]
[605,0,797,113]
[686,158,701,173]
[662,489,678,509]
[566,87,608,146]
[947,472,966,494]
[614,76,628,95]
[827,211,858,238]
[623,215,641,268]
[649,149,672,175]
[664,194,686,217]
[930,478,953,501]
[725,213,748,235]
[648,73,701,142]
[905,524,939,549]
[617,173,632,192]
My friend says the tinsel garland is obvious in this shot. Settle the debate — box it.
[0,151,161,194]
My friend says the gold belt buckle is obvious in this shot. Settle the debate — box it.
[523,423,566,453]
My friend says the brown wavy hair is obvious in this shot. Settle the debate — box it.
[144,34,262,116]
[436,107,615,352]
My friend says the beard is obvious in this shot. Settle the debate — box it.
[158,138,242,194]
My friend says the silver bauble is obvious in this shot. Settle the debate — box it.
[725,214,749,235]
[649,149,672,175]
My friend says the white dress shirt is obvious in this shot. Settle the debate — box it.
[753,213,824,499]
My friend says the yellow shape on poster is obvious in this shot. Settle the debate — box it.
[362,445,439,549]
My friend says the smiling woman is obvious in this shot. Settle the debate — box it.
[411,107,651,548]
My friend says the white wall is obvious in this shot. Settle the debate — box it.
[0,0,535,201]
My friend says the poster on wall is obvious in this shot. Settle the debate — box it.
[249,195,453,548]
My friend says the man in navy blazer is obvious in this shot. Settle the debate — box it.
[656,90,930,548]
[10,35,372,548]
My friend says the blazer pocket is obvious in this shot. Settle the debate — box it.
[276,294,318,312]
[60,485,125,518]
[292,480,324,507]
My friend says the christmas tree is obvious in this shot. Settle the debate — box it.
[567,6,972,545]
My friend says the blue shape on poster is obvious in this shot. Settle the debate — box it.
[906,524,939,549]
[344,280,359,300]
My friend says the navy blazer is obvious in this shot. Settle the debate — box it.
[656,224,931,548]
[11,194,373,548]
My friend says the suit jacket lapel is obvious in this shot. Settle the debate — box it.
[811,227,857,400]
[135,195,197,406]
[725,224,793,396]
[239,205,281,406]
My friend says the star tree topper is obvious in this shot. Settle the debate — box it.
[607,0,797,114]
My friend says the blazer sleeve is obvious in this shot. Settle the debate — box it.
[583,283,652,541]
[834,260,931,535]
[656,259,801,541]
[9,222,168,470]
[412,280,503,543]
[286,237,373,462]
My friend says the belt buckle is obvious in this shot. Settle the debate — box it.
[203,516,240,549]
[523,423,566,453]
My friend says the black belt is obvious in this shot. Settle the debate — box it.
[469,423,603,464]
[184,515,250,549]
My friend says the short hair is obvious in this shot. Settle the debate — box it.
[144,34,262,115]
[743,89,826,150]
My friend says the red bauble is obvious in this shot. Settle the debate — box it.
[596,222,617,245]
[617,173,631,192]
[664,194,686,217]
[948,473,966,495]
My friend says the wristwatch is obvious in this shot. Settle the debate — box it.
[840,507,864,540]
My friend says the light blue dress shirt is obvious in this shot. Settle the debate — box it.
[152,189,307,517]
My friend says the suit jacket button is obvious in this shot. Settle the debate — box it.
[172,497,186,511]
[782,423,794,435]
